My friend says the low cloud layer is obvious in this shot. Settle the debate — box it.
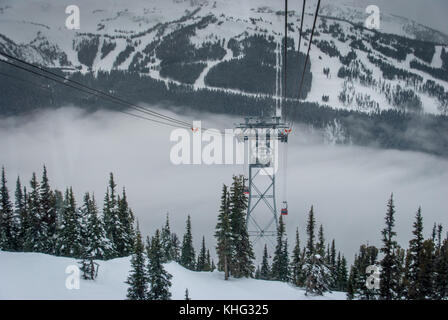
[0,106,447,261]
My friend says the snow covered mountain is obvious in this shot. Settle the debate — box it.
[0,251,345,300]
[0,0,448,116]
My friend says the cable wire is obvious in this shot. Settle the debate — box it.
[290,0,321,130]
[0,58,193,129]
[0,51,193,128]
[297,0,321,101]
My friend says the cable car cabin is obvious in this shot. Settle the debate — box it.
[281,201,288,215]
[244,186,250,195]
[278,132,288,143]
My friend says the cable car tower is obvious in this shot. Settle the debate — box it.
[235,40,290,245]
[235,116,289,244]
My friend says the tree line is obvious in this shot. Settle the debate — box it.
[212,175,349,296]
[1,167,448,299]
[0,166,135,261]
[2,60,448,158]
[214,183,448,299]
[347,196,448,300]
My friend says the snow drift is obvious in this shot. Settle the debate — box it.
[0,251,345,300]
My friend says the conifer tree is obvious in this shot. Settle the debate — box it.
[14,176,26,250]
[434,239,448,299]
[78,193,103,280]
[432,224,444,299]
[53,189,64,230]
[329,240,337,288]
[196,236,208,271]
[353,244,379,300]
[205,249,212,271]
[0,167,19,251]
[380,194,400,300]
[431,223,437,243]
[260,244,271,280]
[338,255,348,291]
[21,186,30,249]
[419,239,435,299]
[335,252,342,289]
[290,228,303,286]
[304,253,332,296]
[24,173,44,252]
[117,187,135,256]
[403,249,412,298]
[406,207,425,299]
[78,194,99,281]
[126,225,149,300]
[78,192,91,255]
[346,264,357,300]
[39,166,56,253]
[145,235,152,259]
[215,184,232,280]
[147,229,172,300]
[282,238,289,279]
[229,175,254,278]
[316,224,326,258]
[161,213,173,262]
[180,215,195,270]
[395,246,407,300]
[56,188,81,257]
[306,206,316,257]
[303,206,331,295]
[271,215,289,282]
[85,193,114,259]
[436,224,443,251]
[170,233,181,262]
[103,173,122,257]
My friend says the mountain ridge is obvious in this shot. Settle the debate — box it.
[1,0,448,157]
[1,0,447,116]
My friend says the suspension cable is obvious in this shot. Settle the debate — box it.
[0,71,52,91]
[0,58,193,129]
[282,0,289,207]
[291,0,321,130]
[283,0,288,108]
[297,0,321,102]
[0,51,193,128]
[297,0,307,60]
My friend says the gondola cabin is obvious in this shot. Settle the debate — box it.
[281,201,288,215]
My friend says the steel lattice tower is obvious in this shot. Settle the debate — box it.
[235,116,289,245]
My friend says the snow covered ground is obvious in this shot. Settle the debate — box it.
[0,251,345,300]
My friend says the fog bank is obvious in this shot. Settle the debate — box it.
[0,106,447,261]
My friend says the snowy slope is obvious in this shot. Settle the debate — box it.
[0,251,345,300]
[318,2,448,44]
[1,0,447,116]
